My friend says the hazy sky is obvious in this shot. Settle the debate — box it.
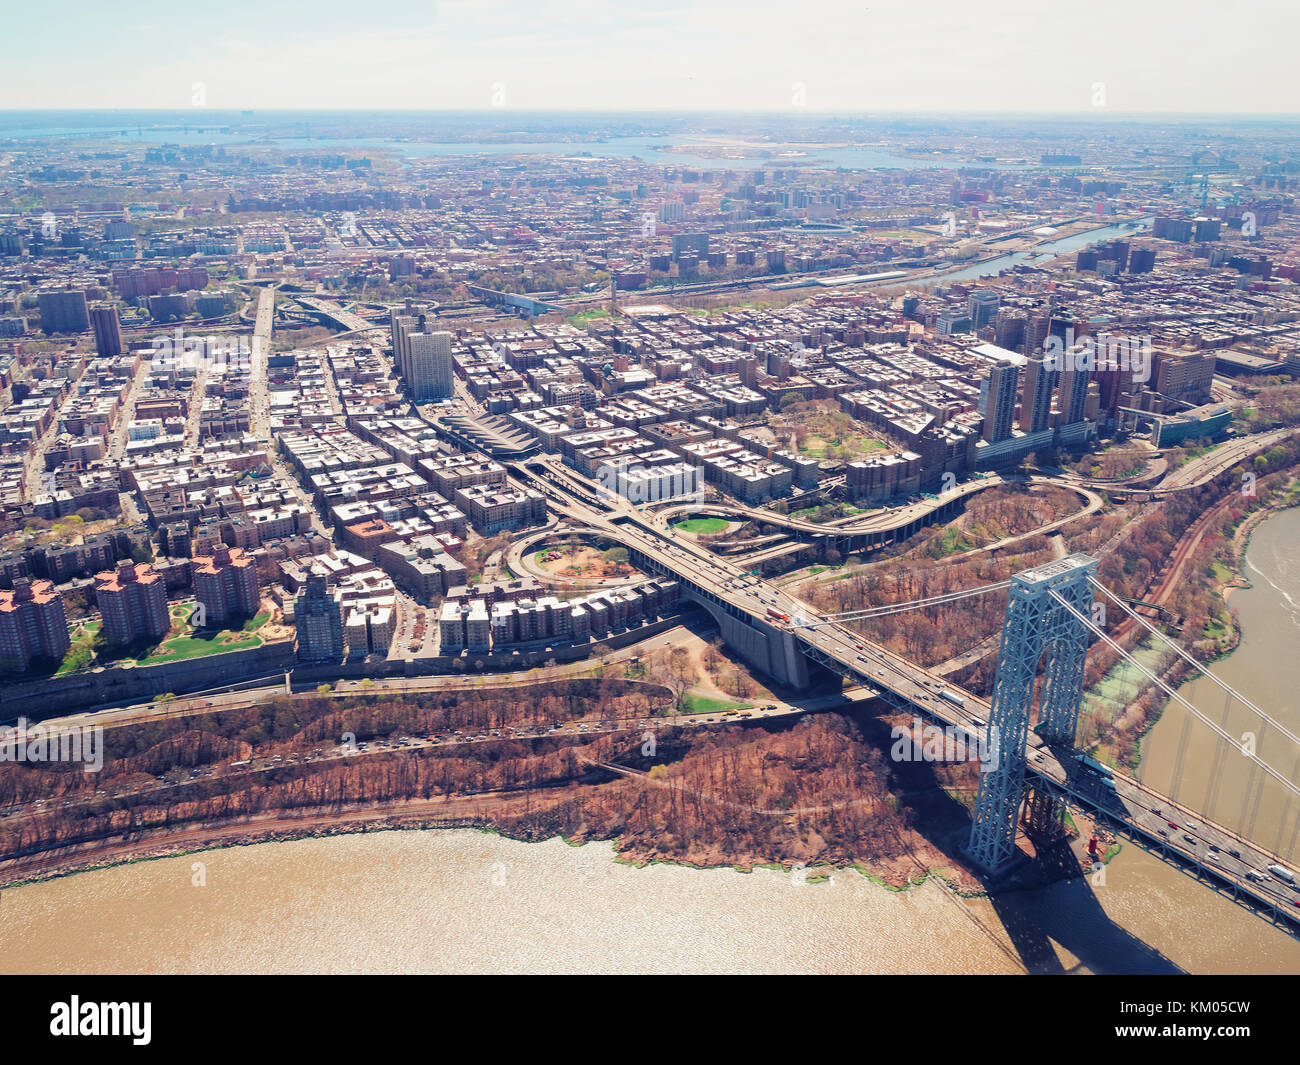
[5,0,1298,114]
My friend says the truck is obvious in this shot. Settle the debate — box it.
[1268,864,1295,884]
[766,607,791,623]
[937,689,965,709]
[1081,755,1115,779]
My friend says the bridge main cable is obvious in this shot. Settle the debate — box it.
[1088,577,1300,753]
[1048,589,1300,806]
[792,580,1013,629]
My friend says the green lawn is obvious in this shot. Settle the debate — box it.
[567,309,610,327]
[790,502,868,523]
[925,526,975,558]
[59,609,275,672]
[674,517,730,534]
[679,693,748,714]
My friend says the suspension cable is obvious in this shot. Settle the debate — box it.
[1049,589,1300,806]
[794,580,1012,628]
[1089,578,1300,753]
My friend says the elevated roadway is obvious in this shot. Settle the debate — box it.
[533,474,1300,935]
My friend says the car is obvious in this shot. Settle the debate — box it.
[1183,834,1197,845]
[1229,849,1242,859]
[1208,844,1219,853]
[1167,821,1178,829]
[1157,829,1169,838]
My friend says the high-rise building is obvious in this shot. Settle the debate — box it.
[94,560,170,643]
[1154,348,1217,405]
[1128,247,1157,273]
[672,232,709,261]
[37,289,90,333]
[191,545,260,625]
[294,575,345,661]
[973,343,1025,444]
[390,304,453,402]
[90,304,124,357]
[1024,313,1051,356]
[389,307,419,381]
[994,308,1026,351]
[406,329,454,402]
[968,289,1001,331]
[1018,356,1057,433]
[0,578,70,672]
[1057,356,1093,425]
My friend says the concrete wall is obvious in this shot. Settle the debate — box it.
[3,641,296,723]
[690,596,811,690]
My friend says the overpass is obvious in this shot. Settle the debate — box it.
[289,294,380,333]
[652,475,1102,569]
[1095,427,1294,498]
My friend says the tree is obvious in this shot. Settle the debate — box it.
[153,692,176,704]
[316,683,333,695]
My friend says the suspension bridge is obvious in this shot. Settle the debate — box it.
[519,475,1300,937]
[789,553,1300,935]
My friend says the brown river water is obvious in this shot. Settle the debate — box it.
[3,511,1300,974]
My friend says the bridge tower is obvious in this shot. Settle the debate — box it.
[967,554,1098,873]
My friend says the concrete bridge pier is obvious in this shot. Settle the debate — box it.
[690,595,812,691]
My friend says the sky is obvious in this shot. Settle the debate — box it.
[3,0,1298,114]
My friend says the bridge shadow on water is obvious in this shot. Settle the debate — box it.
[838,701,1184,973]
[986,841,1185,974]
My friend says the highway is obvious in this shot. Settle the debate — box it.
[532,473,1300,931]
[1103,427,1295,496]
[651,473,1100,545]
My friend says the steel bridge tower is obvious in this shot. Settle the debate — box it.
[967,554,1098,873]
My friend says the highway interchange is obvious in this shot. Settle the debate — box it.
[523,463,1300,930]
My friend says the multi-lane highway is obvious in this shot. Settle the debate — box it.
[528,471,1300,932]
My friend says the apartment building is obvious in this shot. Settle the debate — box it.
[0,578,70,672]
[293,574,346,661]
[95,560,170,643]
[190,545,260,625]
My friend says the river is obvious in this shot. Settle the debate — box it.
[1139,506,1300,861]
[909,217,1155,288]
[4,510,1299,974]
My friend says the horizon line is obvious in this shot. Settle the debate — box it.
[4,107,1300,120]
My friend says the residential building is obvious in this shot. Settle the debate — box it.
[94,560,170,643]
[190,544,260,625]
[0,579,70,672]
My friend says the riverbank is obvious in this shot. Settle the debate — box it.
[1132,493,1300,841]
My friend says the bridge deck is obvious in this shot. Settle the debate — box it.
[526,473,1300,938]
